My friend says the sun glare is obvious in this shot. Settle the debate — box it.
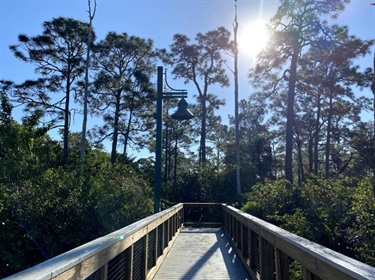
[239,21,268,57]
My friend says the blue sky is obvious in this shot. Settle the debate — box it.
[1,0,374,157]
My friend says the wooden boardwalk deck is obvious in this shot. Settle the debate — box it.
[153,228,251,280]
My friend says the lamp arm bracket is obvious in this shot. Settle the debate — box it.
[164,70,187,93]
[162,92,188,99]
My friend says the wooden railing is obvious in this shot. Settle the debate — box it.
[222,204,375,280]
[4,204,184,280]
[4,203,375,280]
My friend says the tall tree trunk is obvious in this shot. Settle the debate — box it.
[325,90,333,178]
[63,74,71,165]
[80,0,96,161]
[372,52,375,197]
[308,132,313,173]
[233,3,241,194]
[297,136,304,186]
[164,123,169,183]
[167,131,173,180]
[122,102,134,162]
[200,94,207,163]
[285,49,298,183]
[173,134,178,200]
[110,93,121,164]
[314,92,321,175]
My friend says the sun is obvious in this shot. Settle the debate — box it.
[238,21,269,57]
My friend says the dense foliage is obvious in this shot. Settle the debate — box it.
[0,117,153,277]
[1,0,375,276]
[242,177,375,266]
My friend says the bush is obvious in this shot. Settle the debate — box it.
[240,176,375,265]
[348,177,375,266]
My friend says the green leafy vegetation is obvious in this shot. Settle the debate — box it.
[242,177,375,266]
[0,120,153,277]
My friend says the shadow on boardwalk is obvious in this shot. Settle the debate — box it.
[153,227,251,280]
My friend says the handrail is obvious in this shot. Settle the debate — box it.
[4,203,375,280]
[4,204,184,280]
[222,204,375,280]
[182,202,222,227]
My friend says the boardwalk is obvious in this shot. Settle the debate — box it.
[153,228,251,280]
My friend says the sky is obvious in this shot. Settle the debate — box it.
[1,0,375,157]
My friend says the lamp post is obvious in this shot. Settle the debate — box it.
[154,66,194,213]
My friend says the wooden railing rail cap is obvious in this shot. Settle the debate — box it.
[182,202,222,207]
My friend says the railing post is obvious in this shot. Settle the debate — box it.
[231,215,234,239]
[275,248,289,280]
[178,209,184,228]
[167,218,171,242]
[303,267,316,280]
[248,230,253,269]
[144,234,149,279]
[235,219,239,246]
[129,245,134,279]
[99,263,108,280]
[259,237,274,280]
[162,221,165,252]
[173,214,176,236]
[242,225,249,261]
[182,208,185,226]
[240,223,246,256]
[155,227,159,263]
[250,231,257,271]
[172,213,175,234]
[238,222,243,251]
[171,213,173,233]
[222,208,227,230]
[225,212,230,231]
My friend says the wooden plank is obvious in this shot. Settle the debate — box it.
[153,228,251,280]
